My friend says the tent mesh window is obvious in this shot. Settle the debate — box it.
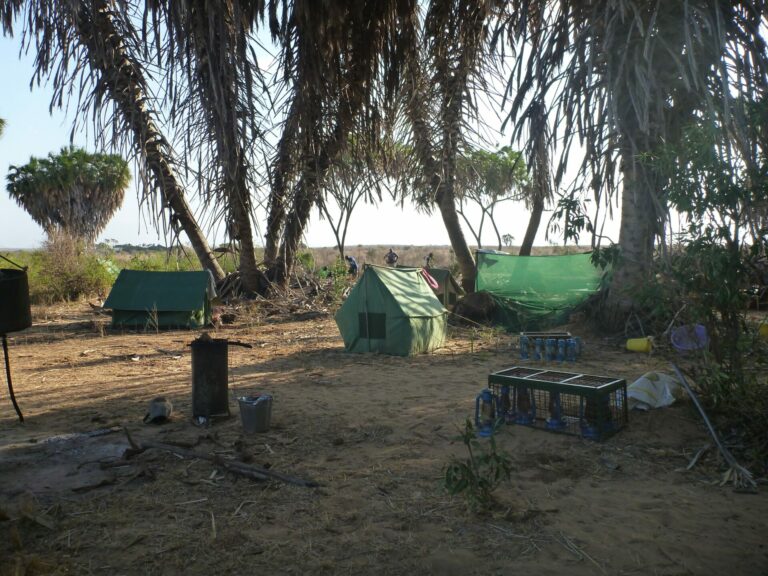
[489,366,627,441]
[359,312,387,339]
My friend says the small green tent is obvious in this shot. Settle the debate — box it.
[103,270,215,328]
[335,265,447,356]
[426,268,463,309]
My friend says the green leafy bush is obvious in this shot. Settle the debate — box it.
[26,234,118,303]
[329,257,351,303]
[296,250,315,271]
[637,107,768,471]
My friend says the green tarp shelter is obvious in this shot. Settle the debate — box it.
[103,270,215,328]
[335,265,447,356]
[475,250,604,331]
[426,267,463,310]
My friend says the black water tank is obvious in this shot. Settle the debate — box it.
[190,336,230,418]
[0,268,32,334]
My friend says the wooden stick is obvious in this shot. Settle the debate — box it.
[124,432,320,488]
[671,363,756,490]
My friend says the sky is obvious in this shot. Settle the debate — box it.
[0,30,620,252]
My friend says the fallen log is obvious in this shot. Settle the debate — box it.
[122,429,319,488]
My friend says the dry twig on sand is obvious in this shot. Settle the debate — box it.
[121,428,320,488]
[671,364,757,491]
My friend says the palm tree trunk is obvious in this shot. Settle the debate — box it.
[437,187,476,291]
[519,196,544,256]
[405,61,477,292]
[231,170,264,294]
[606,146,659,318]
[273,176,317,286]
[76,1,225,282]
[436,74,476,292]
[271,132,333,286]
[270,79,365,286]
[265,102,300,267]
[184,6,263,295]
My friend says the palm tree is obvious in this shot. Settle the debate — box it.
[1,0,226,281]
[145,1,267,293]
[6,146,129,242]
[501,1,768,322]
[263,0,418,287]
[517,99,553,256]
[401,0,499,292]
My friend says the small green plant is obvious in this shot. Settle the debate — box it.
[443,419,512,511]
[329,257,350,302]
[296,250,315,272]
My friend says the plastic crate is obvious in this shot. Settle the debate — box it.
[519,332,582,361]
[520,331,572,339]
[488,366,627,441]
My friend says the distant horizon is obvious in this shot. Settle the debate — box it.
[0,241,591,252]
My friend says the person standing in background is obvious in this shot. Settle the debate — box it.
[384,248,398,267]
[345,255,358,276]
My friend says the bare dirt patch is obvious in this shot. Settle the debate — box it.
[1,303,766,575]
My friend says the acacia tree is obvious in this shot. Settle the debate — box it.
[6,146,129,242]
[500,1,768,323]
[454,146,527,250]
[317,148,385,260]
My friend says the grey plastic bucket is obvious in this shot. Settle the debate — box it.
[238,395,273,433]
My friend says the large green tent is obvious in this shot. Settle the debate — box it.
[335,265,447,356]
[103,270,215,328]
[475,250,605,331]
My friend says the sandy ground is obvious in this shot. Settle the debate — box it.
[1,303,767,576]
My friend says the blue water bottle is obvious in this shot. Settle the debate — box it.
[474,389,496,437]
[566,338,577,362]
[533,338,543,360]
[520,335,529,360]
[545,338,556,361]
[573,336,583,358]
[557,339,566,362]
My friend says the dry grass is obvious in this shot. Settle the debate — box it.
[309,244,591,273]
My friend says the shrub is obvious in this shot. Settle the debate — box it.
[27,234,117,303]
[635,108,768,471]
[296,250,315,272]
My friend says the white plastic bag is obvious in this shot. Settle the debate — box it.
[627,371,682,410]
